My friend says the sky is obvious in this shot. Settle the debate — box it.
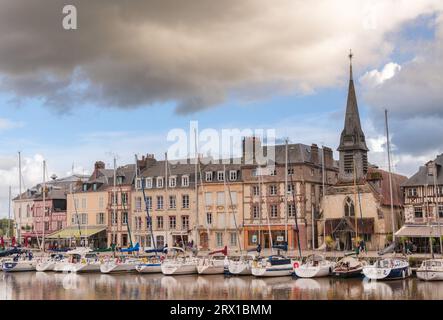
[1,0,443,217]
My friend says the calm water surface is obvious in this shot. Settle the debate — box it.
[0,272,442,300]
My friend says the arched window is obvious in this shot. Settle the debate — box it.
[344,197,355,217]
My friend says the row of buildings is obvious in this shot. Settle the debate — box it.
[11,56,443,253]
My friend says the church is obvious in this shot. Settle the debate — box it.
[319,52,407,251]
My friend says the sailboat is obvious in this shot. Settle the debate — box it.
[36,253,65,272]
[197,246,228,275]
[332,254,366,278]
[2,250,37,272]
[161,247,198,275]
[252,244,296,277]
[293,254,334,278]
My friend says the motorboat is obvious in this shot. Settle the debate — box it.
[135,248,165,274]
[36,253,65,272]
[362,257,411,280]
[293,254,335,278]
[252,255,296,277]
[197,246,228,275]
[2,251,37,272]
[100,255,140,274]
[416,259,443,281]
[161,247,198,275]
[332,255,367,278]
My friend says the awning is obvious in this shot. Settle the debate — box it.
[395,225,443,238]
[46,226,106,239]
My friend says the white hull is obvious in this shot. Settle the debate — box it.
[72,262,101,273]
[162,262,198,275]
[197,264,225,275]
[53,261,71,272]
[416,270,443,281]
[136,263,162,274]
[252,265,293,277]
[2,260,37,272]
[294,265,331,278]
[36,261,56,272]
[228,261,252,275]
[100,262,137,274]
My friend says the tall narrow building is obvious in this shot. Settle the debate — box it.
[337,50,369,182]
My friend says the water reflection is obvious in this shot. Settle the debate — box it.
[0,272,442,300]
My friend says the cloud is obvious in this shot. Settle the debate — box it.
[359,62,402,88]
[0,0,442,114]
[0,118,23,131]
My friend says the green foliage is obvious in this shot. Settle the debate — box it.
[386,233,393,242]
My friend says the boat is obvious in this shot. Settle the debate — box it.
[228,253,256,276]
[135,248,165,274]
[416,259,443,281]
[71,252,101,273]
[252,254,296,277]
[36,253,65,272]
[332,254,366,278]
[2,251,37,272]
[161,247,198,275]
[362,257,411,280]
[197,246,228,275]
[293,254,335,278]
[53,247,91,272]
[100,255,140,274]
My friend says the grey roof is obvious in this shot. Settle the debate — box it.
[402,154,443,187]
[261,143,336,167]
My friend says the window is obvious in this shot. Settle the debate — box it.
[252,185,260,196]
[111,194,117,205]
[121,193,128,206]
[252,205,259,219]
[146,196,152,210]
[270,204,278,218]
[217,171,225,181]
[57,221,63,230]
[97,212,105,225]
[216,232,223,247]
[205,172,213,182]
[182,175,189,187]
[135,197,142,211]
[156,235,164,248]
[206,212,212,225]
[146,178,153,188]
[270,185,277,195]
[45,222,49,231]
[182,195,190,209]
[344,197,355,217]
[157,196,164,210]
[81,213,88,225]
[169,176,176,188]
[136,178,142,189]
[408,188,418,197]
[270,168,277,176]
[217,192,225,206]
[181,216,189,230]
[169,216,176,229]
[288,168,294,175]
[122,212,128,225]
[252,169,258,177]
[287,184,295,194]
[157,216,163,229]
[117,176,123,185]
[414,206,423,218]
[439,206,443,218]
[81,198,87,209]
[230,232,237,246]
[288,204,296,218]
[437,186,443,196]
[156,177,164,188]
[310,168,315,176]
[82,184,88,192]
[229,170,237,181]
[169,195,176,209]
[146,216,152,229]
[111,212,118,225]
[92,183,97,191]
[99,197,104,209]
[229,191,237,205]
[205,192,212,206]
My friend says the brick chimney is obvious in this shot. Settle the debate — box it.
[323,147,333,168]
[311,144,319,165]
[137,153,157,172]
[242,136,262,165]
[94,161,105,179]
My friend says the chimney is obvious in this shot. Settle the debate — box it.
[311,144,319,164]
[323,146,333,168]
[242,136,262,165]
[93,161,105,179]
[138,153,157,172]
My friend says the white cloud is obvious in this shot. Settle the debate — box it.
[359,62,402,88]
[0,118,24,131]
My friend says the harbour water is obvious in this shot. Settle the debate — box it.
[1,272,442,300]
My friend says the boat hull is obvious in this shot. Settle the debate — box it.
[228,262,252,276]
[2,261,37,272]
[416,270,443,281]
[252,265,293,277]
[73,263,101,273]
[36,261,56,272]
[136,263,162,274]
[294,265,331,278]
[100,263,137,274]
[363,266,410,280]
[161,263,197,275]
[332,267,363,278]
[197,264,225,275]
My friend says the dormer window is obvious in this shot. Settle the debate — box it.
[157,177,164,188]
[117,176,123,185]
[92,183,97,191]
[205,172,213,182]
[145,178,153,189]
[169,176,176,188]
[229,170,237,181]
[182,175,189,187]
[217,171,225,181]
[82,184,88,192]
[136,178,142,189]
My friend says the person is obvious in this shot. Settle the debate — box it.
[406,241,412,254]
[359,240,366,253]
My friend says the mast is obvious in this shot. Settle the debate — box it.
[18,151,22,245]
[385,109,396,244]
[321,146,326,251]
[7,185,11,240]
[433,164,443,257]
[194,128,199,248]
[225,169,243,255]
[113,157,117,255]
[42,160,46,252]
[284,139,288,246]
[353,158,358,245]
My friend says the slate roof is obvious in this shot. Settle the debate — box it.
[402,154,443,187]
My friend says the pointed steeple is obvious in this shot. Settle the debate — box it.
[338,50,369,182]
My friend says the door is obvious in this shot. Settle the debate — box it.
[200,232,209,250]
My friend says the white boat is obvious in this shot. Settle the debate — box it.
[293,254,335,278]
[416,259,443,281]
[362,257,411,280]
[161,247,198,275]
[197,246,228,275]
[100,256,139,274]
[332,255,366,278]
[53,247,95,272]
[2,251,37,272]
[71,252,101,273]
[252,255,296,277]
[228,254,255,276]
[36,253,65,272]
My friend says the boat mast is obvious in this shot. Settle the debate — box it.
[433,164,443,257]
[18,151,22,245]
[194,128,199,249]
[385,109,396,244]
[285,139,288,247]
[225,165,243,255]
[353,158,358,247]
[113,157,117,255]
[42,160,46,252]
[7,185,11,241]
[321,146,326,252]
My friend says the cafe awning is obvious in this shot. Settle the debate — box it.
[46,226,106,239]
[395,225,443,238]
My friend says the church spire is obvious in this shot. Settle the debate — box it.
[338,50,369,182]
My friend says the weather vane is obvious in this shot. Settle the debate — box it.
[349,49,353,63]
